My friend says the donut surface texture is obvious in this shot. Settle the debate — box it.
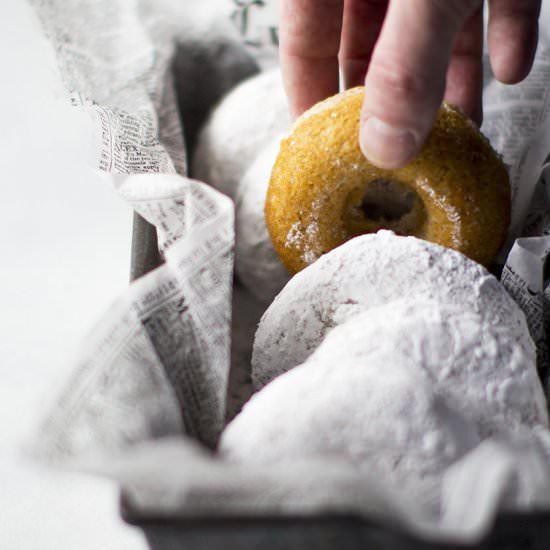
[192,68,290,199]
[266,88,510,273]
[251,232,531,390]
[222,300,548,508]
[303,300,548,437]
[223,303,482,502]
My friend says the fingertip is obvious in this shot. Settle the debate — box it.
[490,34,538,84]
[357,0,472,169]
[490,33,537,84]
[359,116,420,169]
[488,14,539,84]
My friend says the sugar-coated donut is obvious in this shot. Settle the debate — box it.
[252,232,531,390]
[192,68,290,199]
[235,140,291,303]
[266,88,510,273]
[222,303,482,500]
[222,299,548,507]
[304,301,548,437]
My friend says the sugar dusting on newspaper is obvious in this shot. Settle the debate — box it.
[29,0,550,544]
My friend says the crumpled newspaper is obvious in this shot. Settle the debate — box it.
[28,0,550,544]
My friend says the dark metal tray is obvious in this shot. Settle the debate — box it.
[133,513,550,550]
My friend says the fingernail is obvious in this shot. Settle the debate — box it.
[360,117,418,169]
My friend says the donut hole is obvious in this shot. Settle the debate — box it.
[344,179,426,237]
[362,181,416,221]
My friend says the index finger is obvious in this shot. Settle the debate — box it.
[279,0,344,117]
[360,0,481,169]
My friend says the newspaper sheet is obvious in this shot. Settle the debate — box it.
[33,173,234,456]
[483,48,550,246]
[34,0,187,175]
[482,50,550,395]
[28,0,550,543]
[29,0,241,455]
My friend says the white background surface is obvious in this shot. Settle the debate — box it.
[0,1,146,548]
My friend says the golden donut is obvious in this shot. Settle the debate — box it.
[265,87,510,273]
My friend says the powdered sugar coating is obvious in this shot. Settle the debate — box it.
[222,307,481,499]
[307,300,548,437]
[235,140,291,303]
[192,68,290,199]
[252,232,531,389]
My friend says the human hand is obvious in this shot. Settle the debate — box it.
[279,0,541,169]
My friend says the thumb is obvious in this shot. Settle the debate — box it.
[360,0,481,169]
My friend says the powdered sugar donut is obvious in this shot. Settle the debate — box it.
[235,140,290,303]
[305,300,548,437]
[192,68,290,199]
[222,306,481,500]
[252,231,531,389]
